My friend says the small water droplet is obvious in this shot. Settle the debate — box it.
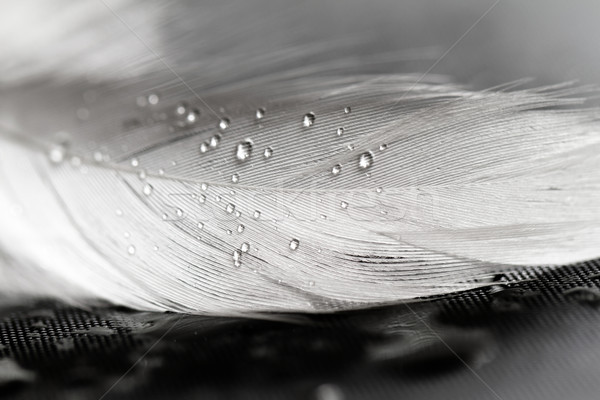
[263,147,273,159]
[256,108,266,119]
[235,210,242,218]
[226,229,232,235]
[153,245,159,251]
[48,144,66,164]
[289,239,300,251]
[236,140,253,161]
[198,194,206,203]
[379,143,388,151]
[127,245,136,255]
[253,210,261,219]
[331,164,342,176]
[233,249,242,267]
[376,187,383,193]
[201,183,208,191]
[340,201,348,209]
[200,142,209,153]
[347,144,355,151]
[138,169,147,180]
[197,222,204,229]
[142,184,153,196]
[237,224,245,233]
[124,231,131,238]
[175,102,188,116]
[116,209,123,216]
[308,280,315,287]
[148,93,159,105]
[336,127,344,136]
[209,135,221,148]
[344,106,351,114]
[131,158,139,167]
[303,112,316,127]
[158,168,165,176]
[219,117,230,130]
[231,173,240,183]
[186,109,200,124]
[241,242,250,252]
[216,195,222,202]
[359,151,374,169]
[162,213,168,220]
[176,208,183,217]
[226,203,235,214]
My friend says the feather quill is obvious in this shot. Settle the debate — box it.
[1,0,599,314]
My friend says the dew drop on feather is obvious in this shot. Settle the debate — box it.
[289,239,300,250]
[303,112,315,127]
[359,151,374,169]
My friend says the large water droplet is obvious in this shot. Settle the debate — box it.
[236,140,253,161]
[175,102,188,116]
[331,164,342,176]
[237,224,245,233]
[48,144,66,164]
[359,151,374,169]
[226,203,235,214]
[131,158,139,167]
[142,184,153,196]
[219,117,230,130]
[209,135,221,148]
[186,109,200,124]
[147,93,159,105]
[241,242,250,252]
[256,108,266,119]
[303,112,315,127]
[289,239,300,250]
[263,147,273,159]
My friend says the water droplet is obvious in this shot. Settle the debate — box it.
[263,147,273,159]
[186,109,200,124]
[198,194,206,203]
[201,183,208,191]
[336,127,344,136]
[233,249,242,267]
[344,106,351,114]
[314,384,344,400]
[303,112,316,127]
[237,224,245,233]
[175,208,183,217]
[340,201,348,209]
[226,229,232,235]
[376,187,383,193]
[131,158,139,167]
[209,134,221,148]
[235,210,242,218]
[226,203,235,214]
[124,231,131,238]
[256,108,266,119]
[197,222,204,229]
[127,245,136,255]
[148,93,159,105]
[142,184,153,196]
[241,242,250,252]
[175,102,188,116]
[253,210,261,219]
[359,151,374,169]
[379,143,388,151]
[138,169,147,180]
[219,117,230,130]
[289,239,300,251]
[216,195,222,202]
[162,213,168,220]
[48,144,66,164]
[153,245,159,251]
[347,144,355,151]
[115,209,123,216]
[331,164,342,176]
[200,142,209,153]
[308,280,315,287]
[231,173,240,183]
[158,168,165,176]
[236,140,253,161]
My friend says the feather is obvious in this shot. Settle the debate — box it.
[1,0,599,314]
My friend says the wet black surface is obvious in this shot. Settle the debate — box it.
[1,260,600,399]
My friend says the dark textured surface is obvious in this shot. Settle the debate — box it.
[1,261,600,399]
